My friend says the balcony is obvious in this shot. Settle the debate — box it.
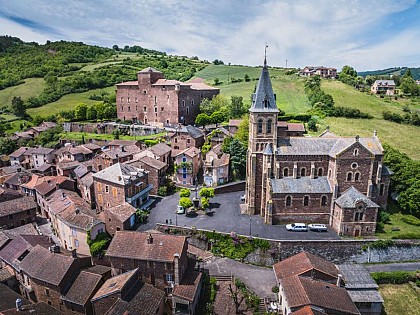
[126,184,153,204]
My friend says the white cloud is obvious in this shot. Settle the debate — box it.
[0,0,418,70]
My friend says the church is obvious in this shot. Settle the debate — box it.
[245,58,391,237]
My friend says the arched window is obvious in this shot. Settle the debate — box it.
[286,196,292,206]
[257,119,263,134]
[182,100,185,107]
[283,168,289,177]
[191,99,194,106]
[354,149,359,156]
[300,168,306,177]
[355,172,360,181]
[266,119,272,134]
[347,172,353,181]
[303,196,309,206]
[318,168,323,176]
[380,184,385,196]
[321,196,328,206]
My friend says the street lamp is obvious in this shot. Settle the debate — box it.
[249,217,252,236]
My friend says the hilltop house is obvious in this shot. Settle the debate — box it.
[300,66,337,78]
[371,80,396,95]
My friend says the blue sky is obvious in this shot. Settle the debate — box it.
[0,0,419,71]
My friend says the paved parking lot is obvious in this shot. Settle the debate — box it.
[139,191,339,240]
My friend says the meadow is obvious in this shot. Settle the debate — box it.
[379,284,420,315]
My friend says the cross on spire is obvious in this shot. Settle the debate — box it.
[264,43,268,67]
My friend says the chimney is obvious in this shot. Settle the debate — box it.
[174,253,180,285]
[337,274,342,287]
[71,249,77,258]
[147,233,153,244]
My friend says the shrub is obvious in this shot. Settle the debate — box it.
[278,113,311,122]
[371,271,419,284]
[391,232,420,239]
[272,285,279,293]
[87,231,111,257]
[179,188,191,198]
[157,186,167,196]
[199,187,215,198]
[401,215,420,226]
[179,197,193,209]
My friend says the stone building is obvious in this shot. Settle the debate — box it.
[0,196,37,229]
[116,67,219,126]
[245,58,391,237]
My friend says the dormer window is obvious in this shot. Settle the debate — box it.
[263,98,269,108]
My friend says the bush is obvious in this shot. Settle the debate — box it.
[179,197,193,209]
[371,271,419,284]
[391,232,420,239]
[87,231,111,257]
[272,285,279,293]
[179,188,191,198]
[401,215,420,226]
[332,107,372,119]
[157,186,167,196]
[278,113,311,122]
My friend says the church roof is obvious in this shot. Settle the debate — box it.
[335,186,379,208]
[277,136,382,157]
[250,59,279,113]
[270,177,331,194]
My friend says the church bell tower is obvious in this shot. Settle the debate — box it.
[245,48,279,215]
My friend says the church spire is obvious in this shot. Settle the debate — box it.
[250,45,278,113]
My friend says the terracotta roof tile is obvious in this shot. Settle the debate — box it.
[63,270,103,306]
[0,196,37,217]
[92,269,138,301]
[106,203,137,223]
[172,265,202,302]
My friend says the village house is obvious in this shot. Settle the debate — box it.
[43,189,105,255]
[273,252,360,315]
[134,142,172,168]
[170,125,205,157]
[74,164,96,206]
[127,156,167,195]
[92,148,134,172]
[9,147,31,168]
[277,121,305,137]
[116,67,219,126]
[0,196,37,229]
[55,143,101,163]
[18,245,92,311]
[205,127,232,147]
[3,170,31,191]
[245,58,391,237]
[56,160,81,177]
[0,186,22,202]
[98,202,137,236]
[107,139,142,151]
[29,147,55,169]
[91,268,166,315]
[371,80,396,95]
[203,144,230,186]
[174,147,202,186]
[93,162,152,211]
[300,66,337,78]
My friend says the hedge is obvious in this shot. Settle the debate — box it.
[371,270,419,284]
[278,113,311,122]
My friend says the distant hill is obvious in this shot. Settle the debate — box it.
[358,67,420,80]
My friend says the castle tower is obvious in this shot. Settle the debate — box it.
[245,52,279,215]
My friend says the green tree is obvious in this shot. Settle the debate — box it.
[201,197,210,210]
[179,197,193,209]
[0,138,17,154]
[234,117,249,145]
[230,96,246,118]
[74,103,88,121]
[179,188,191,198]
[86,106,97,120]
[307,117,318,131]
[199,187,215,198]
[195,113,211,126]
[214,78,220,85]
[11,96,26,117]
[226,138,247,180]
[210,111,225,126]
[112,129,120,140]
[244,74,250,82]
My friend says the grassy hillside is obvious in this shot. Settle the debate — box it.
[0,78,45,109]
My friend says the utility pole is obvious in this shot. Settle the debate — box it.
[286,59,288,69]
[249,217,252,236]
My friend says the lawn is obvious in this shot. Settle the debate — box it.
[0,78,46,109]
[59,131,166,142]
[375,211,420,239]
[27,86,116,117]
[379,284,420,315]
[5,119,33,133]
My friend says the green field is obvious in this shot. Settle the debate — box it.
[379,284,420,315]
[27,86,116,117]
[375,212,420,239]
[0,78,46,109]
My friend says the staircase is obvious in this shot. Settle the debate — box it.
[213,274,232,282]
[257,298,267,314]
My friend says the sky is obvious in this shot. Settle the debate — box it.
[0,0,419,71]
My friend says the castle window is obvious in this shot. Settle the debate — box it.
[285,196,292,207]
[380,184,385,196]
[303,196,309,206]
[200,93,203,99]
[144,106,147,112]
[347,172,353,181]
[351,162,358,169]
[182,100,186,107]
[161,107,164,111]
[143,90,147,94]
[263,98,269,108]
[154,107,158,113]
[128,106,130,112]
[257,119,263,134]
[266,119,272,134]
[354,149,359,156]
[355,172,361,181]
[135,97,138,103]
[127,97,130,103]
[321,195,328,206]
[121,106,124,111]
[186,107,190,115]
[191,99,194,106]
[154,96,157,104]
[300,168,306,177]
[318,168,323,176]
[283,168,289,177]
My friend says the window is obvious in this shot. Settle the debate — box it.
[127,97,130,103]
[120,97,123,102]
[174,138,178,143]
[347,172,353,181]
[191,99,194,106]
[263,98,269,108]
[112,187,117,197]
[154,107,157,113]
[318,168,323,176]
[257,119,263,134]
[285,196,292,206]
[354,149,359,156]
[328,169,332,178]
[266,119,272,134]
[135,97,138,103]
[74,239,79,247]
[321,196,328,206]
[303,196,309,206]
[283,168,289,177]
[355,172,360,181]
[144,106,147,112]
[154,96,157,104]
[187,139,191,144]
[182,100,185,107]
[351,162,358,169]
[379,184,385,196]
[128,106,130,112]
[105,185,109,193]
[300,168,306,177]
[186,107,190,115]
[166,274,174,282]
[45,288,50,297]
[355,212,364,221]
[121,106,124,111]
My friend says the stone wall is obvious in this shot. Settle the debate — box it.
[156,224,420,265]
[213,180,245,194]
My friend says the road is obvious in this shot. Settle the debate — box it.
[364,262,420,272]
[140,191,339,240]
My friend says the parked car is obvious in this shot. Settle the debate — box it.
[176,205,185,214]
[286,223,308,232]
[308,224,328,232]
[240,195,246,202]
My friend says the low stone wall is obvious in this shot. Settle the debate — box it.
[62,122,164,136]
[213,181,245,194]
[156,224,420,265]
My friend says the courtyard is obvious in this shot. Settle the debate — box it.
[139,191,340,240]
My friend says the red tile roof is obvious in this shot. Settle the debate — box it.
[106,231,186,262]
[172,267,202,302]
